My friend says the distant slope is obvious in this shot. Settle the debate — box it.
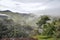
[0,10,38,27]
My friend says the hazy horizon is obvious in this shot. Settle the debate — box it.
[0,0,60,16]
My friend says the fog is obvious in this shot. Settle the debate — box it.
[0,0,60,16]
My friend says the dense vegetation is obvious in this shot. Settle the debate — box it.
[0,11,60,40]
[0,18,31,38]
[35,15,60,40]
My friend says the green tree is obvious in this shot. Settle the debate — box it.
[53,19,60,38]
[0,18,14,38]
[36,15,56,37]
[42,23,56,37]
[36,15,50,28]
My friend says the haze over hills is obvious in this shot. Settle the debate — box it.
[0,10,60,28]
[0,10,39,28]
[0,0,60,16]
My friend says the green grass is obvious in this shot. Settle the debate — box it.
[38,38,60,40]
[32,35,60,40]
[38,38,55,40]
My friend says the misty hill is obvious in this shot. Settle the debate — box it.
[0,10,38,28]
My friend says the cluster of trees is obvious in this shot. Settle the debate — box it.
[37,15,60,38]
[0,18,33,38]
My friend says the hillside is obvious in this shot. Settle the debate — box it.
[0,10,38,28]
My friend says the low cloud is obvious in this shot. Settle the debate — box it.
[0,0,60,15]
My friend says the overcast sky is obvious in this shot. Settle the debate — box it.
[0,0,60,16]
